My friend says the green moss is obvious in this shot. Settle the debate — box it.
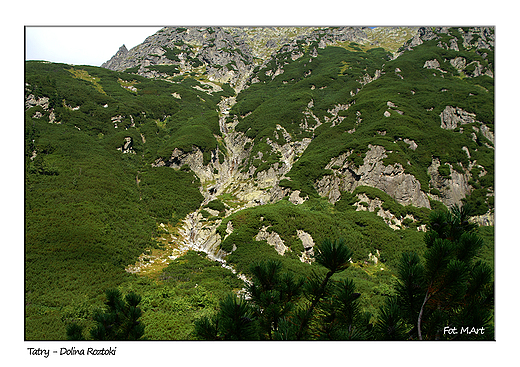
[146,64,180,75]
[437,163,452,179]
[204,199,227,213]
[162,46,182,62]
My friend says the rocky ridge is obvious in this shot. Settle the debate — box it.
[102,26,417,91]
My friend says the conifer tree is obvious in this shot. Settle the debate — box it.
[194,260,303,341]
[314,278,373,340]
[66,289,145,341]
[65,323,86,341]
[193,294,258,340]
[194,238,367,341]
[246,259,304,340]
[374,297,407,340]
[378,204,494,340]
[293,238,354,340]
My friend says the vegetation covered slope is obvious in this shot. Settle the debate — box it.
[25,26,494,340]
[24,61,231,338]
[227,26,494,214]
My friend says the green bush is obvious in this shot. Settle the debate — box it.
[437,163,452,179]
[146,64,180,75]
[205,199,227,213]
[24,61,227,339]
[139,166,203,224]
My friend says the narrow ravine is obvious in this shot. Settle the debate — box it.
[125,89,253,277]
[126,68,314,278]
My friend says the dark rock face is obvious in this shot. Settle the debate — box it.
[101,27,258,89]
[101,44,128,69]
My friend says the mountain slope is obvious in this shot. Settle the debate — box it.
[25,26,494,340]
[102,26,494,217]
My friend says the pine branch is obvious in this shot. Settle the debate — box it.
[295,270,333,340]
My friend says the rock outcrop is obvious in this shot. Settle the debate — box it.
[440,106,477,130]
[315,145,430,208]
[101,44,128,70]
[117,137,135,154]
[297,230,315,264]
[25,92,60,124]
[428,158,472,208]
[439,106,494,145]
[100,26,407,92]
[255,226,289,255]
[101,27,255,89]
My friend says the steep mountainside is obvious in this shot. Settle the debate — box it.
[25,26,494,340]
[102,25,494,261]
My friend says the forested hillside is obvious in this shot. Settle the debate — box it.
[25,26,494,340]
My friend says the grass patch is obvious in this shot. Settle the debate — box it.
[67,67,106,95]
